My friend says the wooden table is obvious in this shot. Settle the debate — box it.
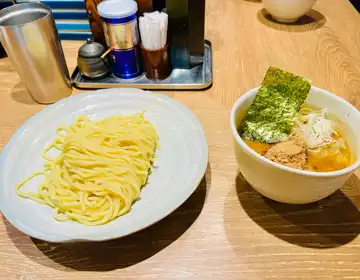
[1,0,360,279]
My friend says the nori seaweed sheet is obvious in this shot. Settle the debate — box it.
[240,67,311,143]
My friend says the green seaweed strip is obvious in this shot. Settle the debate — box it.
[240,67,311,143]
[263,67,310,109]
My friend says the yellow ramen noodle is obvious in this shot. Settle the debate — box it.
[16,112,158,226]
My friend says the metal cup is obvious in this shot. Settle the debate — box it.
[0,3,72,104]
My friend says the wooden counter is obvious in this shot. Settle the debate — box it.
[1,0,360,279]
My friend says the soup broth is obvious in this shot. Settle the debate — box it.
[299,104,354,172]
[244,140,272,156]
[307,129,353,172]
[242,104,354,172]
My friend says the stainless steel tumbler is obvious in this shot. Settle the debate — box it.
[0,3,72,104]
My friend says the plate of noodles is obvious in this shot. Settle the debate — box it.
[0,89,208,242]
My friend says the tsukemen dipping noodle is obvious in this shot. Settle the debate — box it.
[239,67,354,172]
[16,112,158,226]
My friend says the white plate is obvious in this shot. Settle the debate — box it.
[0,89,208,242]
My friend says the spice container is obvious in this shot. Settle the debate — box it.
[77,38,110,79]
[97,0,143,79]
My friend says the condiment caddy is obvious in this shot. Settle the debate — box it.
[71,0,213,90]
[72,40,212,90]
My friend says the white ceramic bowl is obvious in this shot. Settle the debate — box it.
[230,86,360,204]
[263,0,317,23]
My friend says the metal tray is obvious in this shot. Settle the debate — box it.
[71,40,212,90]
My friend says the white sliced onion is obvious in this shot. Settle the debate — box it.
[295,109,334,149]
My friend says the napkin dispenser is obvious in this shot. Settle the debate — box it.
[137,0,206,69]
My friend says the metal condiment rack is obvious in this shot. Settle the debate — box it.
[71,40,212,90]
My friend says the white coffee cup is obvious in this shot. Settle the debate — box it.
[263,0,317,23]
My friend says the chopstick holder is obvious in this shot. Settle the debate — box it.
[139,11,171,80]
[141,44,170,81]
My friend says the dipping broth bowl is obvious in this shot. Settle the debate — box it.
[263,0,317,23]
[230,86,360,204]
